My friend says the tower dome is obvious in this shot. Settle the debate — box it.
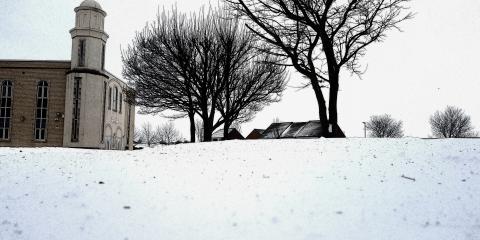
[79,0,102,10]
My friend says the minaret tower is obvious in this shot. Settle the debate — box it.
[64,0,110,148]
[70,0,108,71]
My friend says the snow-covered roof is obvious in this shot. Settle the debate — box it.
[295,121,324,138]
[261,121,330,138]
[261,122,293,139]
[281,122,307,138]
[212,128,244,139]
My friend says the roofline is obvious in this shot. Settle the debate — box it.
[0,59,71,70]
[105,70,126,82]
[0,59,70,63]
[74,6,107,16]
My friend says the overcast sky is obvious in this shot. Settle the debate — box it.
[1,0,479,138]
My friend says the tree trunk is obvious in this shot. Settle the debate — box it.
[223,121,230,141]
[329,81,339,125]
[328,73,345,138]
[188,111,195,143]
[311,81,329,137]
[203,118,213,142]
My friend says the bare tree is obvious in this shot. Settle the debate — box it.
[156,121,182,144]
[430,106,478,138]
[124,6,227,142]
[123,7,198,143]
[124,5,286,142]
[226,0,413,137]
[366,114,404,138]
[141,122,158,147]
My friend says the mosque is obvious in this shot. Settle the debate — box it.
[0,0,135,150]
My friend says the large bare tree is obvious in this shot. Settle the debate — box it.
[226,0,413,137]
[366,114,403,138]
[123,8,198,142]
[430,106,477,138]
[123,5,286,142]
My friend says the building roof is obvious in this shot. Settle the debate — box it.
[0,60,71,69]
[262,122,293,139]
[260,120,338,139]
[212,128,244,139]
[0,60,129,88]
[295,121,323,138]
[105,70,128,85]
[80,0,102,10]
[281,122,307,138]
[245,129,265,140]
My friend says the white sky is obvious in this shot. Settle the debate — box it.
[1,0,479,138]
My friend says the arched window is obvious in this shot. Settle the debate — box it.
[0,80,13,140]
[35,81,48,141]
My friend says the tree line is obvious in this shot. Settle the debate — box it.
[365,106,478,138]
[134,121,183,147]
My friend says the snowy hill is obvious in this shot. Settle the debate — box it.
[0,138,479,240]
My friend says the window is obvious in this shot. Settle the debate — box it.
[35,81,48,141]
[108,87,112,110]
[71,78,81,142]
[101,44,106,70]
[0,80,13,140]
[78,39,86,67]
[113,87,118,112]
[119,93,122,114]
[101,82,107,142]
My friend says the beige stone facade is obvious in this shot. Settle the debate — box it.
[0,61,69,147]
[0,0,134,150]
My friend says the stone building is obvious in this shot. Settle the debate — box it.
[0,0,135,150]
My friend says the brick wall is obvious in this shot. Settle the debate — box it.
[0,60,70,147]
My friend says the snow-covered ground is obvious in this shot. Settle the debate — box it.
[0,138,479,240]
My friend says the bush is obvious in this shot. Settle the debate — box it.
[366,114,404,138]
[430,106,478,138]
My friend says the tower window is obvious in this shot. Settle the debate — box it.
[71,78,81,142]
[108,87,112,110]
[101,82,107,142]
[119,93,123,114]
[78,39,86,67]
[101,44,106,70]
[113,87,118,112]
[0,80,13,140]
[35,81,48,141]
